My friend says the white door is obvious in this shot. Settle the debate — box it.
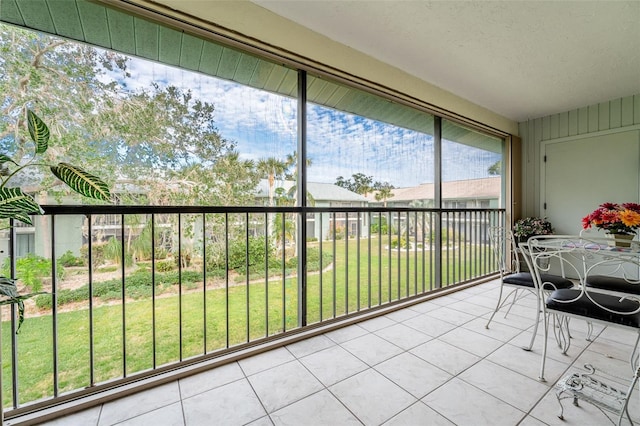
[543,130,640,235]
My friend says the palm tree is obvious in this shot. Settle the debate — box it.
[282,152,315,248]
[272,211,295,255]
[284,151,312,180]
[283,151,313,203]
[374,182,395,207]
[257,157,287,206]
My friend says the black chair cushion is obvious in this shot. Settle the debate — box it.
[503,272,535,287]
[585,275,640,295]
[546,288,640,328]
[504,272,573,290]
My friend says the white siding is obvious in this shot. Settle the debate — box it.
[518,94,640,216]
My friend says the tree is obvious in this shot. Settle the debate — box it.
[335,176,348,190]
[257,157,287,206]
[488,160,502,176]
[334,173,374,196]
[0,24,254,207]
[284,151,312,181]
[0,27,129,191]
[272,211,295,255]
[281,151,314,205]
[374,181,395,207]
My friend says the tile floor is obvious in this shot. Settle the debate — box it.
[34,280,640,425]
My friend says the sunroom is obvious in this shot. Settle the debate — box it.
[0,1,639,425]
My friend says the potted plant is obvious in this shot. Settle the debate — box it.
[0,109,110,422]
[513,217,553,243]
[582,202,640,246]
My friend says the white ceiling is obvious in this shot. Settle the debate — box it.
[251,1,640,122]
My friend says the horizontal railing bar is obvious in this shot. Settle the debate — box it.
[41,204,504,215]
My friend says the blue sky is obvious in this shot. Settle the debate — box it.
[121,56,501,188]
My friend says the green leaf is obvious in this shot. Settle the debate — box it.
[7,211,34,226]
[27,110,49,154]
[0,277,45,332]
[0,187,42,225]
[0,154,18,166]
[0,277,19,299]
[50,163,111,201]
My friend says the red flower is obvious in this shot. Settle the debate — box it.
[622,203,640,213]
[600,202,618,210]
[588,210,602,222]
[583,202,640,235]
[601,211,620,223]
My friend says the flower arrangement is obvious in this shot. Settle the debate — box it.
[513,217,553,240]
[582,202,640,235]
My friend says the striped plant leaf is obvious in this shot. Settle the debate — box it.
[27,110,49,154]
[0,277,46,332]
[0,154,18,166]
[0,187,42,225]
[50,163,111,201]
[0,277,19,299]
[5,210,34,226]
[0,208,35,225]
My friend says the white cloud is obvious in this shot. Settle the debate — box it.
[114,56,499,187]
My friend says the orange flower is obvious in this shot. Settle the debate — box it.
[583,202,640,234]
[620,210,640,227]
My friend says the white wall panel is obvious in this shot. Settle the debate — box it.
[519,94,640,217]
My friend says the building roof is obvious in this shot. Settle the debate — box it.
[255,179,369,203]
[367,176,501,203]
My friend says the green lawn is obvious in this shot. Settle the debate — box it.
[2,237,493,406]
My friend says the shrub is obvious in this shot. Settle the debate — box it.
[52,287,89,306]
[92,279,122,297]
[179,270,203,285]
[35,268,206,309]
[34,294,53,310]
[206,267,227,279]
[80,242,106,268]
[101,290,123,301]
[370,223,388,234]
[58,250,85,267]
[155,259,175,272]
[125,270,154,287]
[390,237,410,249]
[96,265,118,273]
[1,253,63,292]
[154,247,169,260]
[226,236,274,275]
[130,221,153,261]
[286,247,332,272]
[104,237,133,267]
[370,215,388,234]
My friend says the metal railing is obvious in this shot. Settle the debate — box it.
[2,205,503,417]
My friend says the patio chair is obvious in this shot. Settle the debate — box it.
[582,236,640,298]
[485,227,573,351]
[548,233,639,345]
[527,235,640,380]
[579,231,640,298]
[527,235,640,425]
